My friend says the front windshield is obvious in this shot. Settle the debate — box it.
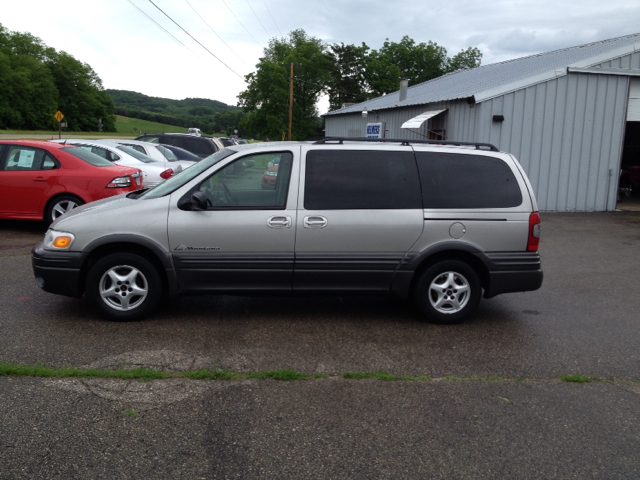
[140,148,237,199]
[116,146,156,163]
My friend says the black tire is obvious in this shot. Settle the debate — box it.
[45,195,85,225]
[414,260,482,324]
[86,253,162,321]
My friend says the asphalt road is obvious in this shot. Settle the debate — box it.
[1,213,639,478]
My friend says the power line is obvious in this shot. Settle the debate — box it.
[245,0,271,39]
[184,0,247,66]
[263,0,282,37]
[127,0,223,74]
[126,0,189,48]
[221,0,263,49]
[148,0,245,81]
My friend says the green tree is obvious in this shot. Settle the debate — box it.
[215,110,246,136]
[238,29,332,140]
[45,51,116,132]
[0,25,58,130]
[0,23,116,132]
[327,42,371,111]
[365,36,449,96]
[446,47,483,73]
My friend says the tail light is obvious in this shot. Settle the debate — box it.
[107,176,132,188]
[160,169,175,180]
[527,212,541,252]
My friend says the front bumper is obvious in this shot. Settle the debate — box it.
[32,243,86,298]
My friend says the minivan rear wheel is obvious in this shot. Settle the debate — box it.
[415,260,481,324]
[86,253,161,321]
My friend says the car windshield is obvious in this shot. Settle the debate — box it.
[140,148,237,199]
[155,145,179,162]
[60,147,114,167]
[116,146,156,163]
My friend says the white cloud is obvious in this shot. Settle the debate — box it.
[2,0,639,106]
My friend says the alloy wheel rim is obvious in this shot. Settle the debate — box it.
[52,200,78,220]
[99,265,149,311]
[428,271,470,314]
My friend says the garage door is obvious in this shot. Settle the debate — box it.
[627,78,640,121]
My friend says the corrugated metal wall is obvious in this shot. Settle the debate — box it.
[479,73,630,211]
[325,54,639,212]
[325,100,477,141]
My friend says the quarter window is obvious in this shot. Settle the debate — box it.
[304,150,422,210]
[77,145,120,162]
[415,152,522,209]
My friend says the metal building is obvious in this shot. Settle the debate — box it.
[324,33,640,211]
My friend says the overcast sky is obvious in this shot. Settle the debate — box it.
[3,0,640,113]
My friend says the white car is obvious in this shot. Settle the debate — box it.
[51,140,181,187]
[100,139,197,171]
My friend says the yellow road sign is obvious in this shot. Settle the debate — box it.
[54,111,64,122]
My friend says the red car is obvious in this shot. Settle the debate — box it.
[0,141,144,224]
[262,165,279,189]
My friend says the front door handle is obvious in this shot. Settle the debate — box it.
[267,216,292,228]
[304,216,328,228]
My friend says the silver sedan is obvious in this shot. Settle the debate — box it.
[51,140,182,187]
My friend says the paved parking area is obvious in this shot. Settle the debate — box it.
[1,212,639,478]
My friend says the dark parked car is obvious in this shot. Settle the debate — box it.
[158,144,201,162]
[135,134,225,158]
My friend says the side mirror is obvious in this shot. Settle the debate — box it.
[190,191,209,211]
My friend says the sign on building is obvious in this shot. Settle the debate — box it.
[366,123,385,139]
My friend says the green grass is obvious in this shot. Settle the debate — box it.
[0,129,136,139]
[114,115,188,135]
[0,115,189,139]
[0,363,618,383]
[343,372,429,381]
[561,375,596,383]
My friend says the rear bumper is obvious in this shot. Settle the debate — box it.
[481,252,543,298]
[31,243,86,298]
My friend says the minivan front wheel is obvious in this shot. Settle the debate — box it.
[415,260,481,324]
[86,253,161,321]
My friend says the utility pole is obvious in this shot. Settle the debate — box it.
[288,62,294,141]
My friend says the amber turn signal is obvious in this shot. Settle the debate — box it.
[53,236,72,249]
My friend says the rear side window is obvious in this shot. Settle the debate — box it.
[116,146,155,163]
[416,152,522,209]
[1,147,58,171]
[185,138,217,155]
[155,145,178,161]
[122,144,146,154]
[61,147,114,166]
[304,150,422,210]
[137,135,160,144]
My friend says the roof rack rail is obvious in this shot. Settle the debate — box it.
[314,137,499,152]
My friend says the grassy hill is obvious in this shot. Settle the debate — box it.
[107,89,244,136]
[0,116,190,139]
[107,89,239,115]
[114,115,188,135]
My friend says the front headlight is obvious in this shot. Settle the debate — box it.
[44,229,76,251]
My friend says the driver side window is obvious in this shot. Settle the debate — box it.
[198,152,293,209]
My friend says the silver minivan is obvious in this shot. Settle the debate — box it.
[32,138,543,323]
